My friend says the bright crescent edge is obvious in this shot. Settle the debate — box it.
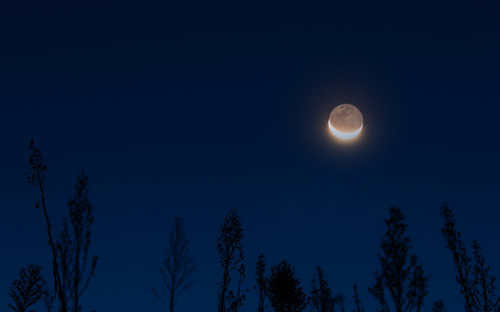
[328,120,363,141]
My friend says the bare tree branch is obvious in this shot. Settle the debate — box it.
[369,207,428,312]
[217,210,245,312]
[8,265,47,312]
[154,216,196,312]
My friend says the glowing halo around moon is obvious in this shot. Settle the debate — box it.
[328,104,363,142]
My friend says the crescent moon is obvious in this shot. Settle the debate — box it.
[328,119,363,141]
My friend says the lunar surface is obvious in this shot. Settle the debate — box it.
[328,104,363,141]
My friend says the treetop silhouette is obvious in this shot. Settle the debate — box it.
[369,207,428,312]
[27,139,97,312]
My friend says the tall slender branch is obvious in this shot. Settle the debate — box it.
[28,139,68,312]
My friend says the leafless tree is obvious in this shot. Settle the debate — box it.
[217,209,245,312]
[267,260,307,312]
[153,216,196,312]
[440,203,476,312]
[66,173,98,312]
[28,139,67,311]
[441,203,500,312]
[27,140,97,312]
[471,240,499,312]
[228,263,247,312]
[369,207,428,312]
[256,253,267,312]
[352,284,364,312]
[311,266,335,312]
[8,265,47,312]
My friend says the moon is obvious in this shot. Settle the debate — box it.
[328,104,363,141]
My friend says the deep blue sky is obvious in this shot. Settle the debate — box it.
[1,2,500,311]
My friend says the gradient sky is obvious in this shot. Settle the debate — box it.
[1,2,500,311]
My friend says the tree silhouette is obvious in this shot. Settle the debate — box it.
[267,260,307,312]
[352,284,364,312]
[26,138,500,312]
[369,207,428,312]
[440,203,475,312]
[256,253,267,312]
[27,140,97,312]
[66,173,98,312]
[27,139,67,312]
[217,209,246,312]
[8,265,47,312]
[471,240,499,312]
[441,203,500,312]
[228,263,247,312]
[154,216,196,312]
[311,266,336,312]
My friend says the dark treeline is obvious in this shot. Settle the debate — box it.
[7,140,500,312]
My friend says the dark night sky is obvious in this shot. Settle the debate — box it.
[1,2,500,311]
